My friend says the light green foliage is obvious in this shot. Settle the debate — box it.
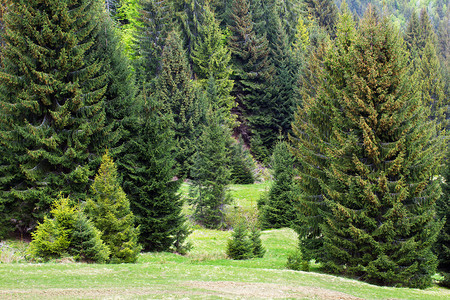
[86,152,141,263]
[191,6,234,126]
[28,196,110,263]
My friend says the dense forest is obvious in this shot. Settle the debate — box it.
[0,0,448,289]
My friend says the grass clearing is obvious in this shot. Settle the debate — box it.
[1,182,449,299]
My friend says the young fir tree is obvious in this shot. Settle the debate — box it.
[226,221,252,260]
[0,0,108,238]
[158,29,206,177]
[189,81,232,229]
[260,140,298,229]
[230,136,255,184]
[121,94,190,253]
[249,225,265,258]
[28,196,110,263]
[292,6,444,288]
[228,0,273,150]
[191,5,235,126]
[86,152,141,263]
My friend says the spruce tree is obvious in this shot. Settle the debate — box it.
[260,140,298,229]
[159,29,206,177]
[191,5,235,126]
[226,221,252,260]
[249,225,265,258]
[303,0,338,37]
[189,84,232,229]
[228,0,273,151]
[86,152,141,263]
[436,152,450,283]
[230,136,255,184]
[121,94,190,252]
[135,0,174,81]
[292,6,444,288]
[0,0,109,237]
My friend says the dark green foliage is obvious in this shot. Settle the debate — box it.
[230,136,255,184]
[286,248,309,271]
[135,0,174,80]
[228,0,273,149]
[0,0,108,237]
[249,226,265,258]
[122,93,190,252]
[436,153,450,273]
[260,140,298,229]
[158,29,206,177]
[86,152,141,263]
[70,211,111,263]
[189,88,232,229]
[291,6,444,288]
[303,0,338,37]
[28,196,110,263]
[226,221,252,260]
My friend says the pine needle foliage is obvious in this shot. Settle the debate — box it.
[260,140,298,229]
[121,94,190,253]
[291,6,444,288]
[28,196,110,263]
[226,221,253,260]
[86,152,141,263]
[189,86,232,229]
[0,0,109,237]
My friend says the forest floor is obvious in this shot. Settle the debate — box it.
[1,182,449,299]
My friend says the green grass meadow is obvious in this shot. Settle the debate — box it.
[1,182,449,299]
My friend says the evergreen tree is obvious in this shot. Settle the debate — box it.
[436,152,450,282]
[230,136,255,184]
[226,221,252,259]
[135,0,174,81]
[0,0,109,237]
[159,29,206,177]
[189,86,232,229]
[303,0,338,37]
[292,6,444,288]
[260,140,298,229]
[228,0,273,151]
[191,6,235,125]
[28,196,110,263]
[86,152,141,263]
[121,93,190,252]
[249,225,265,258]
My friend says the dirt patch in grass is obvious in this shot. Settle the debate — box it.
[0,281,364,299]
[184,280,365,299]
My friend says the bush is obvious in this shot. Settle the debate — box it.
[286,249,309,271]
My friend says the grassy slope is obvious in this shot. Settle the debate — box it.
[0,182,449,299]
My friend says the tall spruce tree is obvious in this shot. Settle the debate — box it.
[0,0,109,237]
[303,0,338,37]
[189,80,232,229]
[135,0,174,81]
[228,0,273,151]
[292,6,444,288]
[159,29,206,177]
[436,151,450,283]
[86,152,141,263]
[121,93,190,252]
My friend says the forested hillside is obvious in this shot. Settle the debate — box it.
[0,0,448,289]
